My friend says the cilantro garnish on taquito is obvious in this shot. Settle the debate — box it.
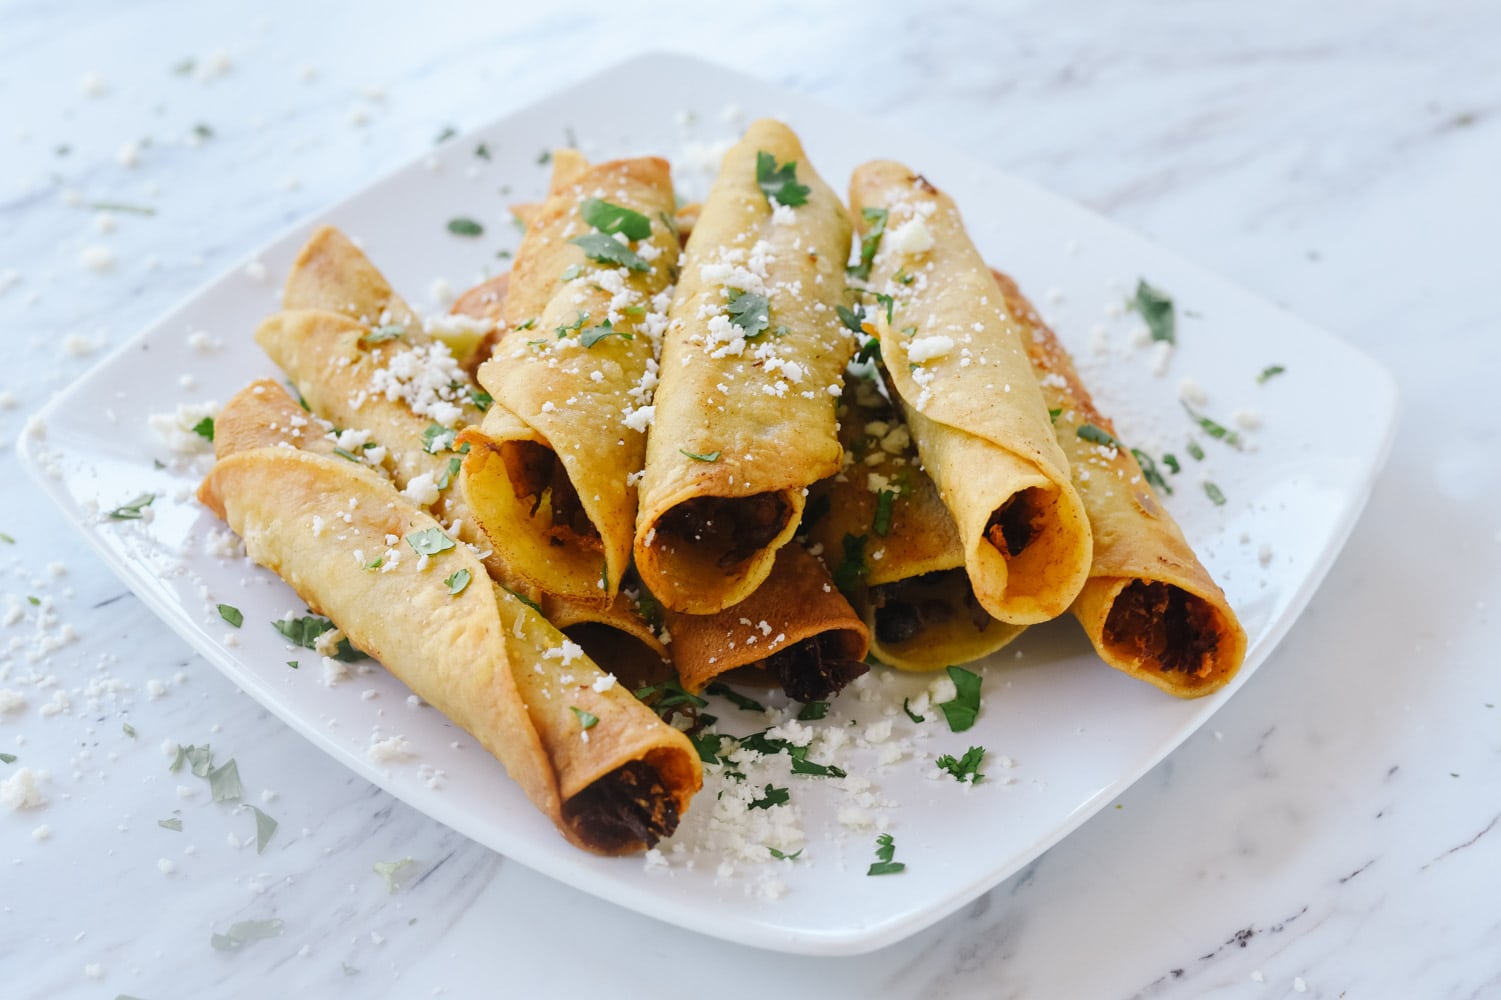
[992,272,1247,696]
[805,378,1024,671]
[456,153,681,605]
[666,544,869,700]
[635,119,855,614]
[848,161,1092,624]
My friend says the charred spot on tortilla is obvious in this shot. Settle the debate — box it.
[985,488,1046,558]
[563,759,679,851]
[767,632,868,702]
[655,493,792,569]
[869,569,991,646]
[1103,580,1221,677]
[499,440,601,548]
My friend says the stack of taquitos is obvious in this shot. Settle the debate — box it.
[200,383,701,853]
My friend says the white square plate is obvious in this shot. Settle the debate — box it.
[18,53,1397,955]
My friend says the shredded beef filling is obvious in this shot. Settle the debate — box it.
[984,489,1044,558]
[501,442,600,551]
[563,759,678,852]
[656,493,790,568]
[1103,580,1220,675]
[767,632,868,702]
[870,569,991,646]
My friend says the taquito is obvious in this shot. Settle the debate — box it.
[848,161,1092,624]
[992,272,1248,696]
[666,544,870,700]
[805,377,1024,671]
[198,446,699,853]
[457,153,681,605]
[636,119,854,614]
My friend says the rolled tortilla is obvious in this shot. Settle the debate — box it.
[666,544,870,700]
[992,272,1248,696]
[458,154,681,605]
[635,119,855,614]
[848,161,1092,624]
[806,377,1025,671]
[198,445,700,853]
[282,225,416,327]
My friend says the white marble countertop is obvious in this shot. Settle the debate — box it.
[3,1,1498,997]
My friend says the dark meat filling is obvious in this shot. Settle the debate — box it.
[870,570,990,646]
[501,442,601,551]
[656,493,790,568]
[984,489,1044,558]
[563,759,679,852]
[767,632,868,702]
[1103,580,1220,676]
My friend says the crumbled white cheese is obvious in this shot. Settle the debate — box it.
[887,217,934,254]
[907,335,954,363]
[2,767,46,809]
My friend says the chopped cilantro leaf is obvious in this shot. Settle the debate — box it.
[836,303,868,335]
[475,142,490,160]
[1162,453,1181,474]
[272,614,365,661]
[725,288,771,338]
[873,488,897,537]
[422,423,459,454]
[634,678,708,721]
[768,847,802,861]
[122,722,137,738]
[579,319,633,348]
[447,217,484,237]
[1048,407,1062,424]
[1077,423,1124,450]
[435,456,463,491]
[847,207,888,281]
[706,681,765,713]
[873,291,895,325]
[749,784,790,810]
[208,759,242,803]
[251,806,277,854]
[936,745,986,783]
[217,604,243,628]
[1182,404,1243,449]
[331,446,363,463]
[406,527,455,556]
[580,197,652,240]
[560,264,582,282]
[1131,279,1175,344]
[1204,481,1227,506]
[868,833,905,875]
[444,568,472,596]
[358,323,405,347]
[0,753,15,764]
[855,335,882,365]
[1187,439,1206,461]
[1257,364,1286,384]
[1131,449,1173,495]
[902,697,925,723]
[0,533,13,544]
[469,387,493,411]
[679,448,720,463]
[568,232,650,272]
[374,857,416,893]
[159,816,183,832]
[555,312,588,339]
[755,151,810,207]
[107,493,156,520]
[192,416,215,441]
[502,587,543,614]
[570,706,600,730]
[434,126,457,144]
[833,534,867,598]
[937,665,982,732]
[286,660,299,669]
[210,919,284,951]
[797,701,830,721]
[790,756,846,778]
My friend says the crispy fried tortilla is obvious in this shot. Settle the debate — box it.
[458,153,681,605]
[806,378,1024,670]
[666,544,869,700]
[198,446,699,853]
[848,161,1092,624]
[992,272,1247,696]
[635,119,855,614]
